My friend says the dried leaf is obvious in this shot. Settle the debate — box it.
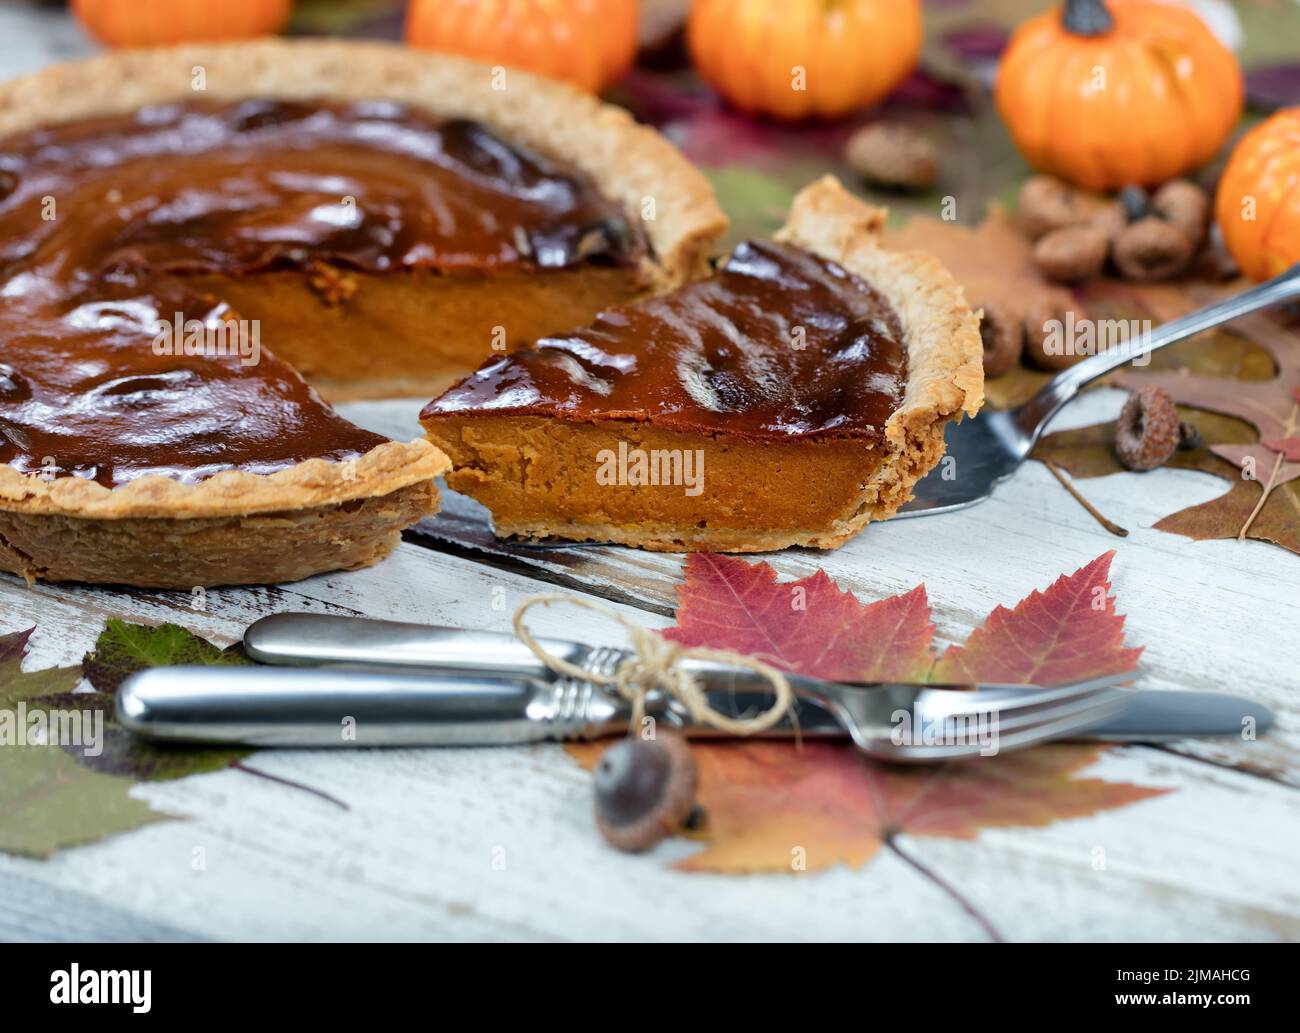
[0,628,172,858]
[932,551,1142,686]
[1263,437,1300,461]
[569,553,1163,874]
[663,553,935,682]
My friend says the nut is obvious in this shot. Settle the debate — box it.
[1152,179,1210,251]
[1022,294,1084,371]
[845,123,939,191]
[1018,175,1122,241]
[1115,386,1181,471]
[593,733,698,853]
[1112,217,1194,281]
[1033,224,1110,283]
[977,299,1024,378]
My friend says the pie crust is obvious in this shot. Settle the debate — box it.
[0,40,727,587]
[421,177,984,552]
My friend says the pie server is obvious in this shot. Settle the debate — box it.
[112,613,1273,747]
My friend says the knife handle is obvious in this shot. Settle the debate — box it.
[244,612,587,676]
[117,665,626,747]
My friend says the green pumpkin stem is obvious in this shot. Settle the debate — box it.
[1062,0,1115,36]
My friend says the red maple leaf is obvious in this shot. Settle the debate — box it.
[664,553,934,682]
[932,551,1142,686]
[569,551,1163,894]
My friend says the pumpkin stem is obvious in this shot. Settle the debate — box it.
[1061,0,1114,36]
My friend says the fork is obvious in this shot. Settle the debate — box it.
[898,263,1300,516]
[117,616,1132,762]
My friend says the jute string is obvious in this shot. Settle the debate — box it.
[513,593,795,735]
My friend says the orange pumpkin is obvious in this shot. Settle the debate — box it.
[996,0,1243,191]
[1216,108,1300,281]
[687,0,922,121]
[72,0,292,48]
[405,0,638,94]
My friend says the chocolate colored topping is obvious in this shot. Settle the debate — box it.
[422,240,908,440]
[0,99,640,487]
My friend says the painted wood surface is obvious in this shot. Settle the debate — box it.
[2,386,1298,942]
[0,4,1296,943]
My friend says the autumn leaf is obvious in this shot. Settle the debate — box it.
[83,618,250,695]
[569,552,1163,884]
[0,627,172,858]
[64,619,255,780]
[1264,437,1300,462]
[663,553,935,682]
[933,551,1142,686]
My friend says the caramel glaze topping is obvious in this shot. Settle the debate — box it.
[0,99,640,487]
[423,240,908,441]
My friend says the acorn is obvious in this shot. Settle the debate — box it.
[1022,295,1083,371]
[844,122,939,192]
[1112,217,1194,281]
[1151,179,1210,252]
[976,299,1024,378]
[1115,387,1180,471]
[593,733,698,853]
[1018,175,1122,242]
[1033,224,1110,283]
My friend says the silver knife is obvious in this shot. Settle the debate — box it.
[112,613,1273,747]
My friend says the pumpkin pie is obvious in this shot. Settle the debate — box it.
[0,40,725,587]
[421,177,984,552]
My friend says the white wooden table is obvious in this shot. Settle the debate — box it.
[1,8,1298,943]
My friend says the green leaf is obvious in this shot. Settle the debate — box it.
[83,618,250,695]
[0,628,80,707]
[0,744,170,859]
[75,620,254,779]
[0,628,172,858]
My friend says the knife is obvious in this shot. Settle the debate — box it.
[111,613,1273,747]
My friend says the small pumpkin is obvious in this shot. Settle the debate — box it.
[72,0,292,48]
[1216,108,1300,281]
[996,0,1243,191]
[405,0,639,95]
[687,0,922,121]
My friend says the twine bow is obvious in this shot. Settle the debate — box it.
[513,593,795,735]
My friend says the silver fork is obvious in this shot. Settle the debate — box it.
[117,615,1131,762]
[899,263,1300,516]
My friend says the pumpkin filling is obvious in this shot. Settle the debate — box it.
[420,239,910,551]
[0,98,648,486]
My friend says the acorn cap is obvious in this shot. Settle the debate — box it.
[593,733,698,853]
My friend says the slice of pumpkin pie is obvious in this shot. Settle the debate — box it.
[421,177,984,552]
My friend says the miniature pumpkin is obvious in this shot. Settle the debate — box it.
[405,0,639,94]
[996,0,1243,191]
[687,0,922,120]
[72,0,292,47]
[1216,108,1300,281]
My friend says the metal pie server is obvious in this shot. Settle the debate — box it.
[113,614,1273,756]
[899,263,1300,515]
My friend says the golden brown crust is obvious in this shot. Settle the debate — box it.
[0,38,726,287]
[0,440,448,520]
[775,176,984,533]
[0,480,437,588]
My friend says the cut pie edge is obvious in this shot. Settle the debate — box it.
[423,176,984,552]
[0,38,727,288]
